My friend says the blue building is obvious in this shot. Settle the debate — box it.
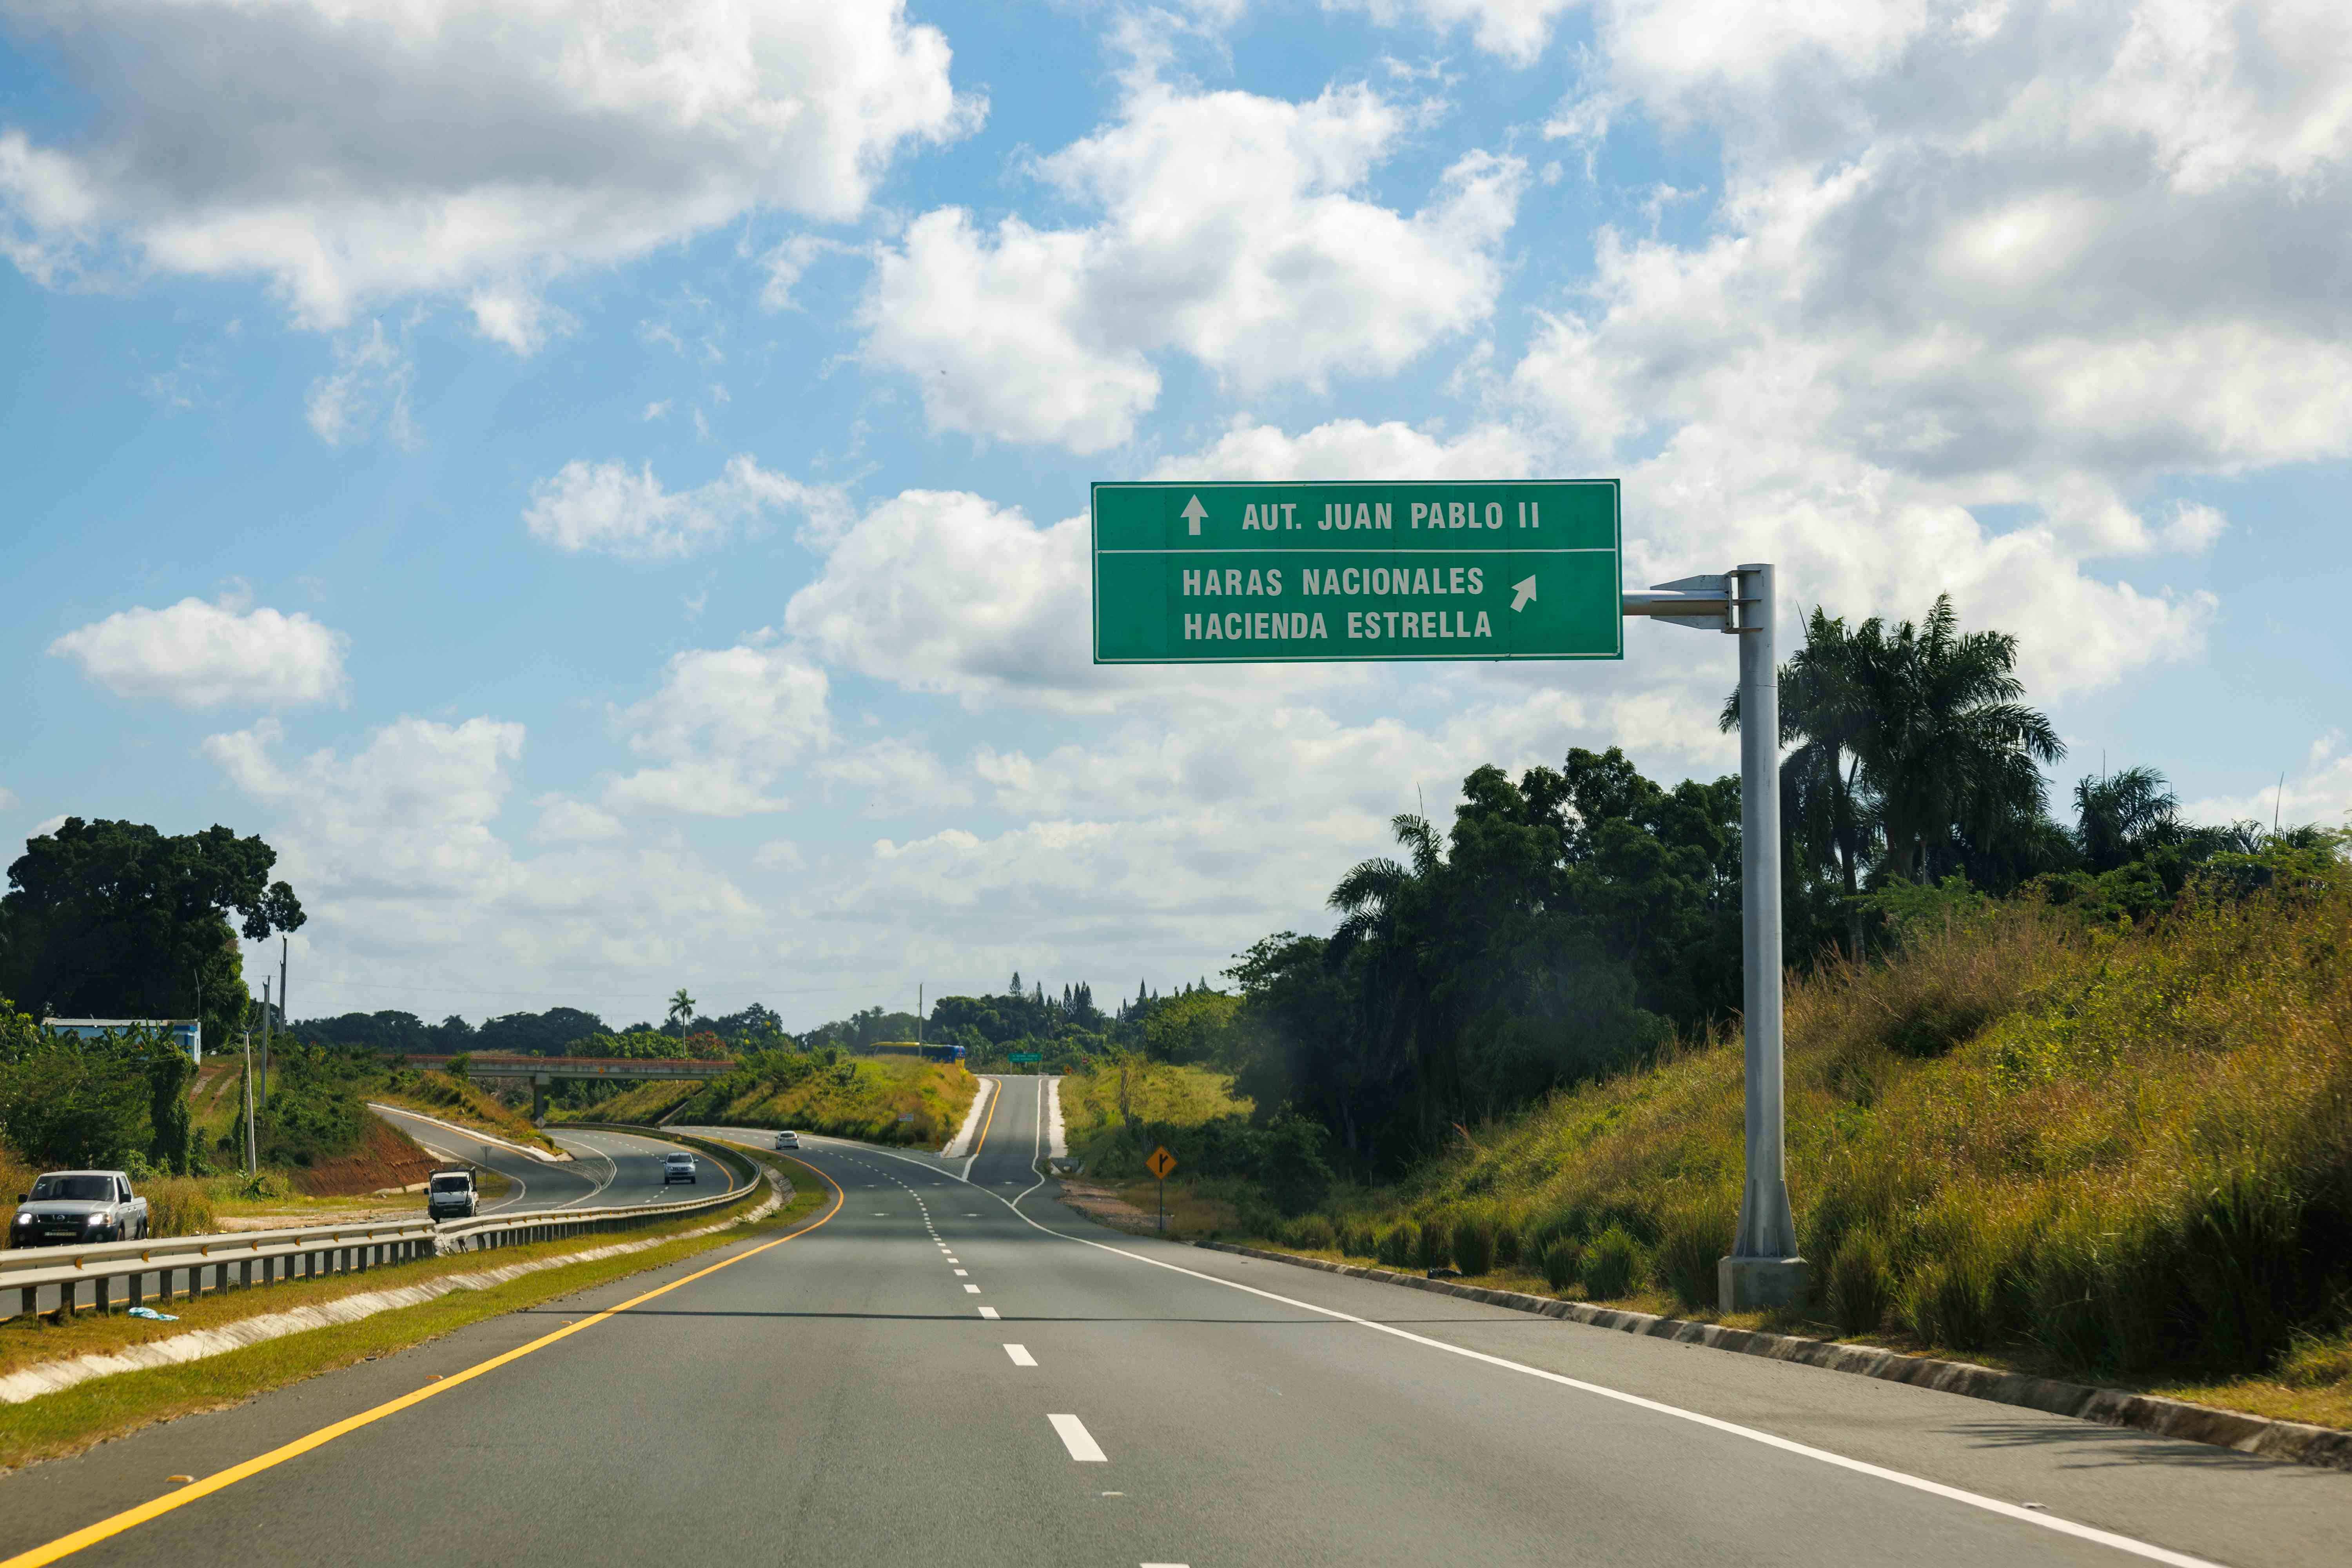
[42,1018,204,1063]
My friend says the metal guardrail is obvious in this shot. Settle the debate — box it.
[3,1133,768,1321]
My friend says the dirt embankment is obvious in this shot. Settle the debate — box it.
[289,1117,437,1198]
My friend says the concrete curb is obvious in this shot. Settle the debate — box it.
[941,1076,996,1161]
[1194,1240,2352,1474]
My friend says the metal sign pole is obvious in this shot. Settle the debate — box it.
[1623,564,1806,1311]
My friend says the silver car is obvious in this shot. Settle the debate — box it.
[662,1152,697,1184]
[773,1131,800,1151]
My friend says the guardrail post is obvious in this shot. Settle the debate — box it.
[241,1259,252,1289]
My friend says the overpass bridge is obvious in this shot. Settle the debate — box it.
[399,1053,731,1118]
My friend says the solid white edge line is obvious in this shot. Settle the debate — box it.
[1049,1413,1108,1463]
[1004,1344,1037,1367]
[822,1126,2226,1568]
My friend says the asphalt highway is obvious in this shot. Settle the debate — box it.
[368,1105,727,1214]
[4,1076,2348,1568]
[0,1116,716,1321]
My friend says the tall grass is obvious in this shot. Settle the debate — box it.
[1285,857,2352,1381]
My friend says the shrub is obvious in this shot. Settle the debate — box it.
[1378,1221,1420,1269]
[1414,1214,1452,1270]
[1901,1256,2002,1351]
[1584,1225,1643,1299]
[1539,1238,1582,1293]
[1339,1219,1378,1258]
[145,1177,217,1238]
[1287,1214,1337,1252]
[1493,1215,1523,1268]
[1826,1229,1895,1334]
[1450,1215,1495,1276]
[1651,1195,1736,1310]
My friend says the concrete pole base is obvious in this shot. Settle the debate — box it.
[1719,1254,1810,1312]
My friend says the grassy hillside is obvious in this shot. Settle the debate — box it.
[552,1079,702,1125]
[1060,1060,1256,1176]
[561,1054,978,1149]
[1131,858,2352,1417]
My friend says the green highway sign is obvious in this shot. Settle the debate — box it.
[1091,481,1621,664]
[1008,1052,1042,1063]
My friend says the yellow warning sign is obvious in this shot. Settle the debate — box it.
[1145,1146,1178,1179]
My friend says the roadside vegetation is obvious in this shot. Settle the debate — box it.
[1112,849,2352,1428]
[557,1050,976,1148]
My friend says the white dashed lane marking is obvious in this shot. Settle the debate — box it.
[964,1284,982,1294]
[978,1307,999,1319]
[1003,1344,1037,1367]
[1049,1414,1108,1463]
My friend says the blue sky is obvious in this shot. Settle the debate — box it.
[3,0,2347,1031]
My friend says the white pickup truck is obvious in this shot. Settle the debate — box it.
[8,1170,150,1248]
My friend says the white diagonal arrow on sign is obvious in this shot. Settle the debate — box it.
[1181,495,1207,535]
[1510,574,1537,612]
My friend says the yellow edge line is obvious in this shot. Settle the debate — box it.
[4,1157,844,1568]
[966,1075,1000,1168]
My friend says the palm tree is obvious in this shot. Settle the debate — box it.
[1856,595,2063,883]
[1724,608,1882,952]
[666,989,696,1031]
[1327,813,1445,1143]
[2074,766,2181,872]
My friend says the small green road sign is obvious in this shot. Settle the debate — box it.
[1008,1052,1042,1064]
[1092,481,1621,664]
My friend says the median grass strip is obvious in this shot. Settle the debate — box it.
[0,1172,822,1472]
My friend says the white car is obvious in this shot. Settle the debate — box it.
[773,1131,800,1150]
[661,1152,698,1185]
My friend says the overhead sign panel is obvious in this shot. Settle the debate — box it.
[1091,481,1621,664]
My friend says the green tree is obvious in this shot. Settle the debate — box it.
[1724,608,1882,953]
[2074,766,2182,873]
[0,818,304,1050]
[1851,596,2063,884]
[666,989,696,1030]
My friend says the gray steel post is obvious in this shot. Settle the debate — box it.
[1721,562,1807,1310]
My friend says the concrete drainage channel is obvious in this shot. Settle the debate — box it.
[2,1130,765,1325]
[1195,1240,2352,1474]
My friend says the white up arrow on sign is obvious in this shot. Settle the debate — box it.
[1510,574,1537,612]
[1181,495,1207,535]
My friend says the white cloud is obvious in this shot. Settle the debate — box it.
[204,716,526,900]
[531,795,624,844]
[0,1,978,338]
[523,455,846,561]
[305,321,415,447]
[467,287,570,354]
[50,597,350,709]
[604,639,833,816]
[1324,0,1578,65]
[204,715,762,1010]
[1495,0,2352,697]
[1155,417,1539,482]
[864,78,1523,451]
[784,489,1098,707]
[813,739,975,818]
[751,840,806,872]
[2185,732,2352,832]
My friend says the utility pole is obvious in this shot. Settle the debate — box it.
[272,937,287,1109]
[917,984,924,1048]
[1622,564,1806,1311]
[260,978,272,1112]
[242,1026,259,1177]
